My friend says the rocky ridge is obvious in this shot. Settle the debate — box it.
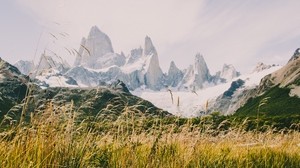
[15,26,240,91]
[0,58,171,122]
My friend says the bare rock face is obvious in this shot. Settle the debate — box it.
[16,25,246,92]
[219,64,239,82]
[288,48,300,63]
[258,50,300,93]
[180,53,211,90]
[143,36,164,90]
[74,26,125,69]
[68,35,164,90]
[194,54,211,86]
[166,61,184,87]
[127,47,143,64]
[14,60,35,75]
[252,62,274,73]
[36,54,70,74]
[144,36,157,56]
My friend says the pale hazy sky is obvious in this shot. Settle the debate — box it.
[1,0,300,73]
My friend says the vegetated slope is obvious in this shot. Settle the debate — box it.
[0,57,171,123]
[235,49,300,117]
[134,64,281,116]
[235,85,300,117]
[0,58,28,118]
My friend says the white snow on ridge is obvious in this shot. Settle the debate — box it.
[36,69,79,88]
[121,54,151,74]
[241,65,282,87]
[36,75,76,88]
[132,65,282,117]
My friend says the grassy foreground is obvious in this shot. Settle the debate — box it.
[0,104,300,168]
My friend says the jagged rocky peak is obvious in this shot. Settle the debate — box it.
[194,53,209,75]
[74,37,86,67]
[144,36,157,56]
[252,62,274,73]
[220,64,239,82]
[168,61,180,74]
[37,54,56,71]
[141,36,163,90]
[88,25,114,54]
[74,25,125,69]
[167,61,184,87]
[14,60,35,75]
[194,53,211,86]
[179,53,211,90]
[127,47,143,64]
[36,53,69,74]
[288,48,300,63]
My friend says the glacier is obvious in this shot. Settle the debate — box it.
[15,25,270,117]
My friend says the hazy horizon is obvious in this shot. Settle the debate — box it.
[1,0,300,74]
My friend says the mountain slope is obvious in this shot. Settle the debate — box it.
[235,86,300,117]
[235,49,300,116]
[133,64,280,117]
[74,26,125,69]
[68,34,165,90]
[0,57,171,121]
[14,60,34,75]
[0,57,28,116]
[16,25,240,91]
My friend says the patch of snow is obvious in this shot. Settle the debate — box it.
[36,75,77,88]
[84,65,119,73]
[240,66,282,87]
[121,55,149,74]
[36,68,78,88]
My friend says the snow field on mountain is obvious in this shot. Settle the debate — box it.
[133,66,282,117]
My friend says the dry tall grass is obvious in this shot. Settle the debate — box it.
[0,102,299,168]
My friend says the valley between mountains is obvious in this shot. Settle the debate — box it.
[7,26,300,118]
[1,25,300,168]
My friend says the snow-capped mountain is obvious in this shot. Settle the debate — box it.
[36,54,70,75]
[66,26,239,91]
[14,60,34,75]
[35,68,78,88]
[219,64,240,82]
[67,32,165,90]
[74,26,125,69]
[166,61,184,88]
[16,25,239,91]
[179,53,211,90]
[14,53,76,88]
[9,25,295,117]
[133,64,281,117]
[258,49,300,89]
[236,49,300,116]
[177,53,214,90]
[252,62,276,73]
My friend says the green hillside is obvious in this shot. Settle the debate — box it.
[235,85,300,117]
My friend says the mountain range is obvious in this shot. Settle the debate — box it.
[0,57,170,122]
[14,26,239,91]
[7,25,300,117]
